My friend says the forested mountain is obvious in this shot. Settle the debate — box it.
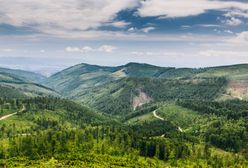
[0,67,46,83]
[75,77,227,115]
[45,62,202,95]
[46,63,248,93]
[1,63,248,167]
[1,97,247,167]
[0,72,59,99]
[44,63,174,96]
[2,63,248,112]
[45,63,248,115]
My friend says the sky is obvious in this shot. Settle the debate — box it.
[0,0,248,76]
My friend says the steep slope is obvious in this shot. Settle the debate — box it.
[45,63,119,96]
[0,85,26,99]
[0,97,111,129]
[0,72,59,98]
[45,63,248,115]
[45,62,189,98]
[117,62,171,77]
[197,64,248,80]
[0,67,46,83]
[76,77,227,115]
[47,63,248,98]
[125,100,248,154]
[198,64,248,100]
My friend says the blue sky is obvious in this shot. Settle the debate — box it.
[0,0,247,76]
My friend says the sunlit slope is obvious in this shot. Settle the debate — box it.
[45,63,248,112]
[0,72,59,98]
[0,97,112,134]
[0,67,46,83]
[76,77,227,115]
[45,63,183,97]
[197,64,248,100]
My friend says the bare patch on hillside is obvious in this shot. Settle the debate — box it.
[112,68,127,78]
[228,80,248,100]
[133,90,152,110]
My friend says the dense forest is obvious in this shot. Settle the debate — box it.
[1,64,248,167]
[0,97,248,167]
[177,99,248,153]
[77,77,227,115]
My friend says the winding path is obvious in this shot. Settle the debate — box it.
[0,105,26,121]
[153,110,164,121]
[153,110,183,133]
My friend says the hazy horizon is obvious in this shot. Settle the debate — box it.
[1,1,248,167]
[0,0,248,75]
[1,61,248,77]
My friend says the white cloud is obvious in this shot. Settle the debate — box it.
[0,0,138,37]
[81,46,94,53]
[230,31,248,44]
[98,45,117,53]
[137,0,248,18]
[65,46,94,53]
[65,47,81,53]
[131,51,154,56]
[65,45,116,53]
[1,0,246,41]
[197,24,221,28]
[141,27,156,33]
[225,10,248,18]
[110,21,130,28]
[0,48,15,52]
[127,27,137,32]
[181,25,192,29]
[224,30,234,34]
[223,17,243,26]
[127,27,155,33]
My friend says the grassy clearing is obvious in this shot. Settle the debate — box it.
[125,112,155,125]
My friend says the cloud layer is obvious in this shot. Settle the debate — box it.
[0,0,138,37]
[0,0,247,38]
[138,0,248,18]
[0,0,248,74]
[65,45,117,53]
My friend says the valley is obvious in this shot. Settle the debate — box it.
[0,63,248,167]
[2,0,248,167]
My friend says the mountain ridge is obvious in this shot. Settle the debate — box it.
[1,62,248,112]
[43,62,248,115]
[0,67,46,83]
[0,70,59,99]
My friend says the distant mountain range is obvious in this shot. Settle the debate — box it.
[0,67,46,83]
[0,68,59,99]
[1,63,248,115]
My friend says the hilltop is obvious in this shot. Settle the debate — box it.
[45,63,248,115]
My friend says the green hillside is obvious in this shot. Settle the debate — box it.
[45,63,119,96]
[1,63,248,167]
[195,64,248,100]
[0,72,59,99]
[197,64,248,80]
[75,77,227,115]
[0,85,27,99]
[0,97,111,129]
[0,67,46,83]
[1,98,247,167]
[45,63,176,98]
[0,98,192,167]
[44,63,248,115]
[124,101,248,164]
